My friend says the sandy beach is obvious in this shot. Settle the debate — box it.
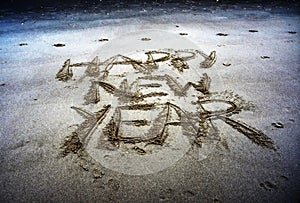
[0,1,299,202]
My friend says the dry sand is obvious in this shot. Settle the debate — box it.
[0,4,299,202]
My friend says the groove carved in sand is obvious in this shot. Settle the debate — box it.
[57,48,275,166]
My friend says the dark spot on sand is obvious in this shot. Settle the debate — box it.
[98,38,109,42]
[223,63,231,67]
[19,43,28,46]
[33,98,38,101]
[289,119,295,123]
[261,56,270,59]
[175,25,179,27]
[0,83,6,86]
[12,140,26,150]
[183,190,195,197]
[259,181,277,191]
[249,29,258,32]
[132,146,146,155]
[53,43,65,47]
[179,33,188,35]
[288,31,297,34]
[213,197,220,202]
[141,38,151,41]
[272,122,284,128]
[216,33,228,36]
[285,40,294,43]
[280,175,289,180]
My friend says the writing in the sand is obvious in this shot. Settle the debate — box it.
[57,48,275,160]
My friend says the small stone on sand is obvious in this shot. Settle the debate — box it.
[53,43,65,47]
[216,33,228,36]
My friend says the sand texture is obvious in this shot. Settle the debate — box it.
[0,3,299,202]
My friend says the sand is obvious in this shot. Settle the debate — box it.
[0,3,299,202]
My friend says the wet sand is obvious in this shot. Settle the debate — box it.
[0,2,299,202]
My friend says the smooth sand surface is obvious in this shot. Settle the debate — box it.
[0,4,299,202]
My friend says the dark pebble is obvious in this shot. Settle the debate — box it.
[288,31,297,34]
[19,43,28,46]
[179,33,188,35]
[272,122,284,128]
[53,43,65,47]
[249,29,258,32]
[223,63,231,67]
[141,38,151,41]
[216,33,228,36]
[98,38,109,42]
[261,56,270,59]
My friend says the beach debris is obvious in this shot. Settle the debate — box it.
[98,38,109,42]
[19,43,28,46]
[288,31,297,34]
[179,33,188,35]
[272,122,284,128]
[56,59,73,81]
[222,63,231,67]
[216,33,228,36]
[248,29,258,32]
[141,37,151,41]
[261,56,270,59]
[53,43,65,47]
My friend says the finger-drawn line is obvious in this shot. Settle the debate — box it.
[71,105,111,144]
[56,59,73,81]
